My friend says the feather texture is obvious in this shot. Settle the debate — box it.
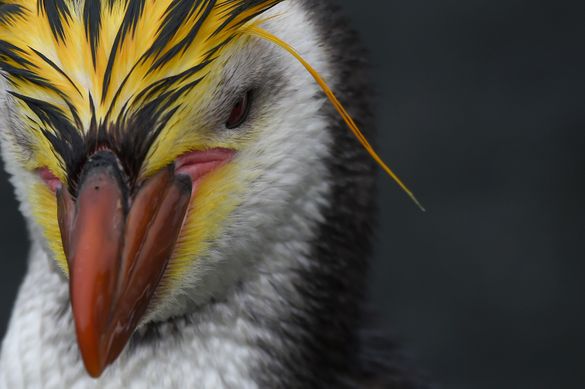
[0,0,281,181]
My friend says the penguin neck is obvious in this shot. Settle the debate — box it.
[0,197,371,389]
[0,242,271,387]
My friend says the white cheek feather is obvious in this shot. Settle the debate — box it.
[0,78,51,252]
[0,1,338,387]
[151,0,334,318]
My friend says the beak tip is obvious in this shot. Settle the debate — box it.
[79,348,107,379]
[76,321,133,379]
[86,364,106,379]
[75,329,108,378]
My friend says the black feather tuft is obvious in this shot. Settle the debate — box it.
[38,0,71,42]
[101,0,146,99]
[82,0,101,67]
[149,0,215,71]
[0,1,25,26]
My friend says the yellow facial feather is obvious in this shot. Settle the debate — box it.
[0,0,282,282]
[1,0,421,297]
[29,182,68,271]
[161,160,244,290]
[0,0,282,175]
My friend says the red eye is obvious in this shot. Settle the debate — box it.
[225,91,252,129]
[37,167,62,192]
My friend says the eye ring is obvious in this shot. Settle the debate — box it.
[225,90,253,129]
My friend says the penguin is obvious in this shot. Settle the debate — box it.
[0,0,427,387]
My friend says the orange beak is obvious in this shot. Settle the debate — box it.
[56,151,191,377]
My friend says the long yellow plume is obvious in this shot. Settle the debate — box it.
[248,26,425,211]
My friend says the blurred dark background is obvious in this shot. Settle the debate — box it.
[0,1,584,388]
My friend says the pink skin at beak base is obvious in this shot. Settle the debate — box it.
[174,148,236,187]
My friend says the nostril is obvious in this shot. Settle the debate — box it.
[37,167,62,192]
